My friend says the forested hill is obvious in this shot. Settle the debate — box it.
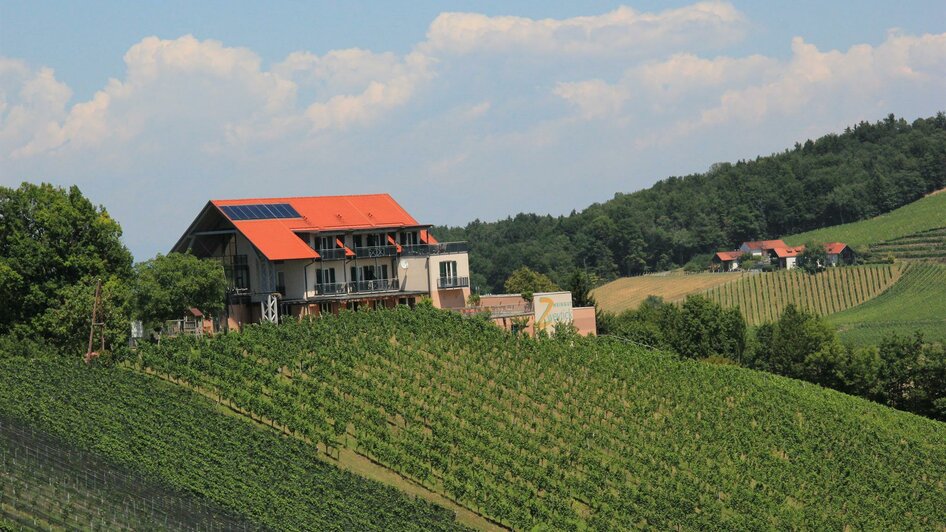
[434,113,946,292]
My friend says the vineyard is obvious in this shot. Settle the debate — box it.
[0,358,465,531]
[593,272,745,313]
[784,189,946,249]
[868,226,946,261]
[134,308,946,530]
[700,265,902,326]
[1,416,252,530]
[828,262,946,346]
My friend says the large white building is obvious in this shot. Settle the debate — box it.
[173,194,471,329]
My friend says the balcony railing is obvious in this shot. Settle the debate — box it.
[354,245,397,258]
[313,282,348,295]
[351,278,399,292]
[318,248,348,260]
[401,242,468,256]
[312,279,400,297]
[437,276,470,289]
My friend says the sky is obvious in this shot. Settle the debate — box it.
[2,1,945,260]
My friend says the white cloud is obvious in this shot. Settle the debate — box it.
[695,33,946,129]
[0,58,72,159]
[2,35,433,159]
[554,79,628,119]
[425,1,747,56]
[2,3,946,261]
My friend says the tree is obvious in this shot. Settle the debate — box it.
[753,304,838,379]
[503,267,559,298]
[133,253,227,329]
[566,269,597,308]
[0,183,133,333]
[797,243,827,274]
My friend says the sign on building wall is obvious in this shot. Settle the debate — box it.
[532,292,573,334]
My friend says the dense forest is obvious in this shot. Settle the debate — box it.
[435,113,946,292]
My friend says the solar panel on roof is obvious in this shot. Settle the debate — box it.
[220,203,301,221]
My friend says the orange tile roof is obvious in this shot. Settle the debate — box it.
[210,194,427,261]
[824,242,848,254]
[742,239,787,251]
[236,220,320,261]
[212,193,421,231]
[771,245,806,258]
[715,251,742,261]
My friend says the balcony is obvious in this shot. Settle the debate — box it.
[312,279,400,298]
[354,245,398,258]
[351,278,399,293]
[318,248,348,260]
[401,242,469,256]
[313,282,348,295]
[437,276,470,289]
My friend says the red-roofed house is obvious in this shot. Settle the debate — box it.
[824,242,855,266]
[712,251,743,271]
[739,240,787,256]
[768,245,807,269]
[173,194,471,328]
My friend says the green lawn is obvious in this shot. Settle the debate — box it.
[828,262,946,346]
[784,191,946,248]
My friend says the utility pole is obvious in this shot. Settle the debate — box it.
[85,279,105,364]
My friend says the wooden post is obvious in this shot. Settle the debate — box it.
[85,279,104,364]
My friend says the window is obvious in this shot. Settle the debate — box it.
[229,255,250,290]
[439,261,457,279]
[315,267,336,285]
[400,231,419,245]
[276,271,286,295]
[313,235,336,251]
[351,265,389,282]
[366,233,383,247]
[319,302,334,315]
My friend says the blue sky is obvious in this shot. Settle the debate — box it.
[2,1,945,259]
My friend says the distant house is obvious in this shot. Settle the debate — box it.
[768,245,806,269]
[739,240,787,256]
[713,251,743,271]
[825,242,856,266]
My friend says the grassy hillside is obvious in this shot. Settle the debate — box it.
[136,308,946,530]
[593,272,745,313]
[701,265,902,326]
[0,358,465,531]
[828,262,946,346]
[784,190,946,249]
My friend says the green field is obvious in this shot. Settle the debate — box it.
[0,358,465,531]
[784,190,946,249]
[828,262,946,346]
[134,308,946,530]
[700,265,902,326]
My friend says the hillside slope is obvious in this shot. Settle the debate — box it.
[593,272,745,313]
[438,113,946,290]
[701,265,902,326]
[828,262,946,346]
[137,308,946,530]
[784,190,946,249]
[0,358,465,531]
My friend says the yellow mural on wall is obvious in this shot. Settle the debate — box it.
[534,293,573,332]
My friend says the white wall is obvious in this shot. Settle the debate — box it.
[532,291,574,334]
